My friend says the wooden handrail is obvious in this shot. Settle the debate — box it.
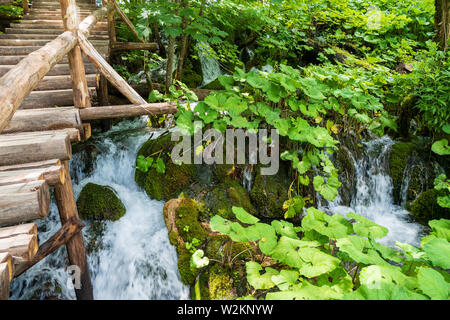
[0,2,112,132]
[0,31,77,132]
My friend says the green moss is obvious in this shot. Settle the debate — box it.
[334,145,356,206]
[205,235,229,261]
[135,133,195,201]
[76,183,126,221]
[177,248,198,285]
[410,189,450,224]
[250,165,290,219]
[389,142,415,203]
[175,199,208,244]
[203,181,256,219]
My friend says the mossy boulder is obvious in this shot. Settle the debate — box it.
[410,189,450,224]
[77,183,126,221]
[163,198,209,285]
[334,145,356,206]
[199,182,256,220]
[389,142,415,203]
[135,132,195,201]
[250,164,290,219]
[85,221,107,254]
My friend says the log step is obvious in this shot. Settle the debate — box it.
[0,223,39,269]
[5,28,108,35]
[19,87,98,109]
[0,54,93,65]
[0,33,109,40]
[0,130,75,167]
[0,38,108,47]
[0,252,13,300]
[0,181,50,226]
[0,63,97,77]
[4,107,83,135]
[36,74,97,91]
[0,45,108,56]
[0,165,64,187]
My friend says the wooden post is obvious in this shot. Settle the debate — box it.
[60,0,92,109]
[22,0,28,15]
[54,161,93,300]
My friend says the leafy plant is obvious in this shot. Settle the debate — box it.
[133,155,165,174]
[208,206,450,300]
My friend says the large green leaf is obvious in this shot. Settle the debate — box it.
[270,236,320,268]
[232,206,259,225]
[246,261,278,290]
[302,208,353,239]
[266,281,342,300]
[336,236,390,266]
[428,219,450,241]
[297,247,341,278]
[346,212,388,239]
[271,270,300,291]
[431,139,450,156]
[423,238,450,269]
[417,267,449,300]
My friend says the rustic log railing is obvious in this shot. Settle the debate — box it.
[0,0,169,300]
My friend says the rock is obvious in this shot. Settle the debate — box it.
[135,132,195,201]
[333,145,356,206]
[85,221,107,255]
[196,181,256,220]
[250,164,290,219]
[163,198,209,285]
[76,183,126,221]
[410,189,450,224]
[389,142,415,204]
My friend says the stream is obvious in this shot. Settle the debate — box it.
[10,119,189,300]
[9,122,426,299]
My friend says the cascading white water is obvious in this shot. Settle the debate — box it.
[321,136,425,247]
[197,42,222,87]
[10,119,189,300]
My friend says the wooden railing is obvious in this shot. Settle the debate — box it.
[0,0,163,132]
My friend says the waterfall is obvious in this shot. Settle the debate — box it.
[10,119,189,300]
[197,42,222,87]
[320,136,425,247]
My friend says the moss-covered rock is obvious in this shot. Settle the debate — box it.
[250,164,290,219]
[334,145,356,206]
[77,183,126,221]
[85,221,107,254]
[177,247,198,285]
[135,132,195,201]
[175,199,208,244]
[208,267,236,300]
[200,182,256,220]
[410,189,450,224]
[389,142,415,203]
[163,198,209,285]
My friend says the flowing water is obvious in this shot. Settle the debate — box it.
[197,42,222,87]
[10,119,189,300]
[320,136,425,247]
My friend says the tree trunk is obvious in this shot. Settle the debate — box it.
[175,0,189,81]
[435,0,450,51]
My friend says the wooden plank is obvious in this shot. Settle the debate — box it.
[0,181,50,226]
[0,234,38,261]
[0,223,37,239]
[14,217,84,277]
[0,252,13,283]
[78,33,146,105]
[0,130,72,166]
[0,165,65,186]
[0,159,61,172]
[19,87,97,109]
[0,262,10,300]
[3,107,82,134]
[79,103,177,120]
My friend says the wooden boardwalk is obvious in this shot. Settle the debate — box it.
[0,0,176,300]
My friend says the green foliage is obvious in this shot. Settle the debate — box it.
[434,174,450,209]
[208,206,450,300]
[134,155,166,174]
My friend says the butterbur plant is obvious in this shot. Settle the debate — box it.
[134,155,166,174]
[208,206,450,300]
